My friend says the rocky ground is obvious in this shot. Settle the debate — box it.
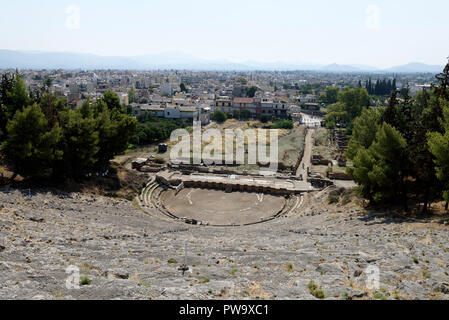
[1,186,449,300]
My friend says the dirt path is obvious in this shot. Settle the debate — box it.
[296,128,315,180]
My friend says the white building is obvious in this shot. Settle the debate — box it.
[260,97,289,118]
[198,104,212,125]
[118,93,129,106]
[160,83,173,96]
[164,105,199,123]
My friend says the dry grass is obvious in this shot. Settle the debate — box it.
[121,120,305,172]
[277,125,306,167]
[0,161,147,201]
[315,127,329,147]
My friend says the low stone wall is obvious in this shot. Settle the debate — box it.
[140,165,167,173]
[294,148,305,174]
[156,172,182,188]
[169,164,303,184]
[291,127,308,174]
[133,158,167,172]
[170,162,294,175]
[182,179,292,196]
[329,171,352,180]
[309,178,334,189]
[312,155,332,166]
[170,163,254,177]
[175,182,185,195]
[299,109,326,117]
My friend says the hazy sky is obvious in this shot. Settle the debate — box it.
[1,0,448,68]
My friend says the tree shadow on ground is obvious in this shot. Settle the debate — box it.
[0,163,148,201]
[358,202,449,227]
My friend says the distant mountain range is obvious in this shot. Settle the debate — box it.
[384,63,444,73]
[0,50,445,73]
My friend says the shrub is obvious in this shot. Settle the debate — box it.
[373,292,387,300]
[80,276,91,286]
[154,156,166,164]
[260,115,271,123]
[240,109,251,120]
[138,281,151,288]
[271,119,293,129]
[212,111,227,123]
[328,188,345,204]
[308,281,325,299]
[328,194,340,204]
[341,193,352,205]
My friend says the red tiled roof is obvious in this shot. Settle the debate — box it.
[233,97,254,104]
